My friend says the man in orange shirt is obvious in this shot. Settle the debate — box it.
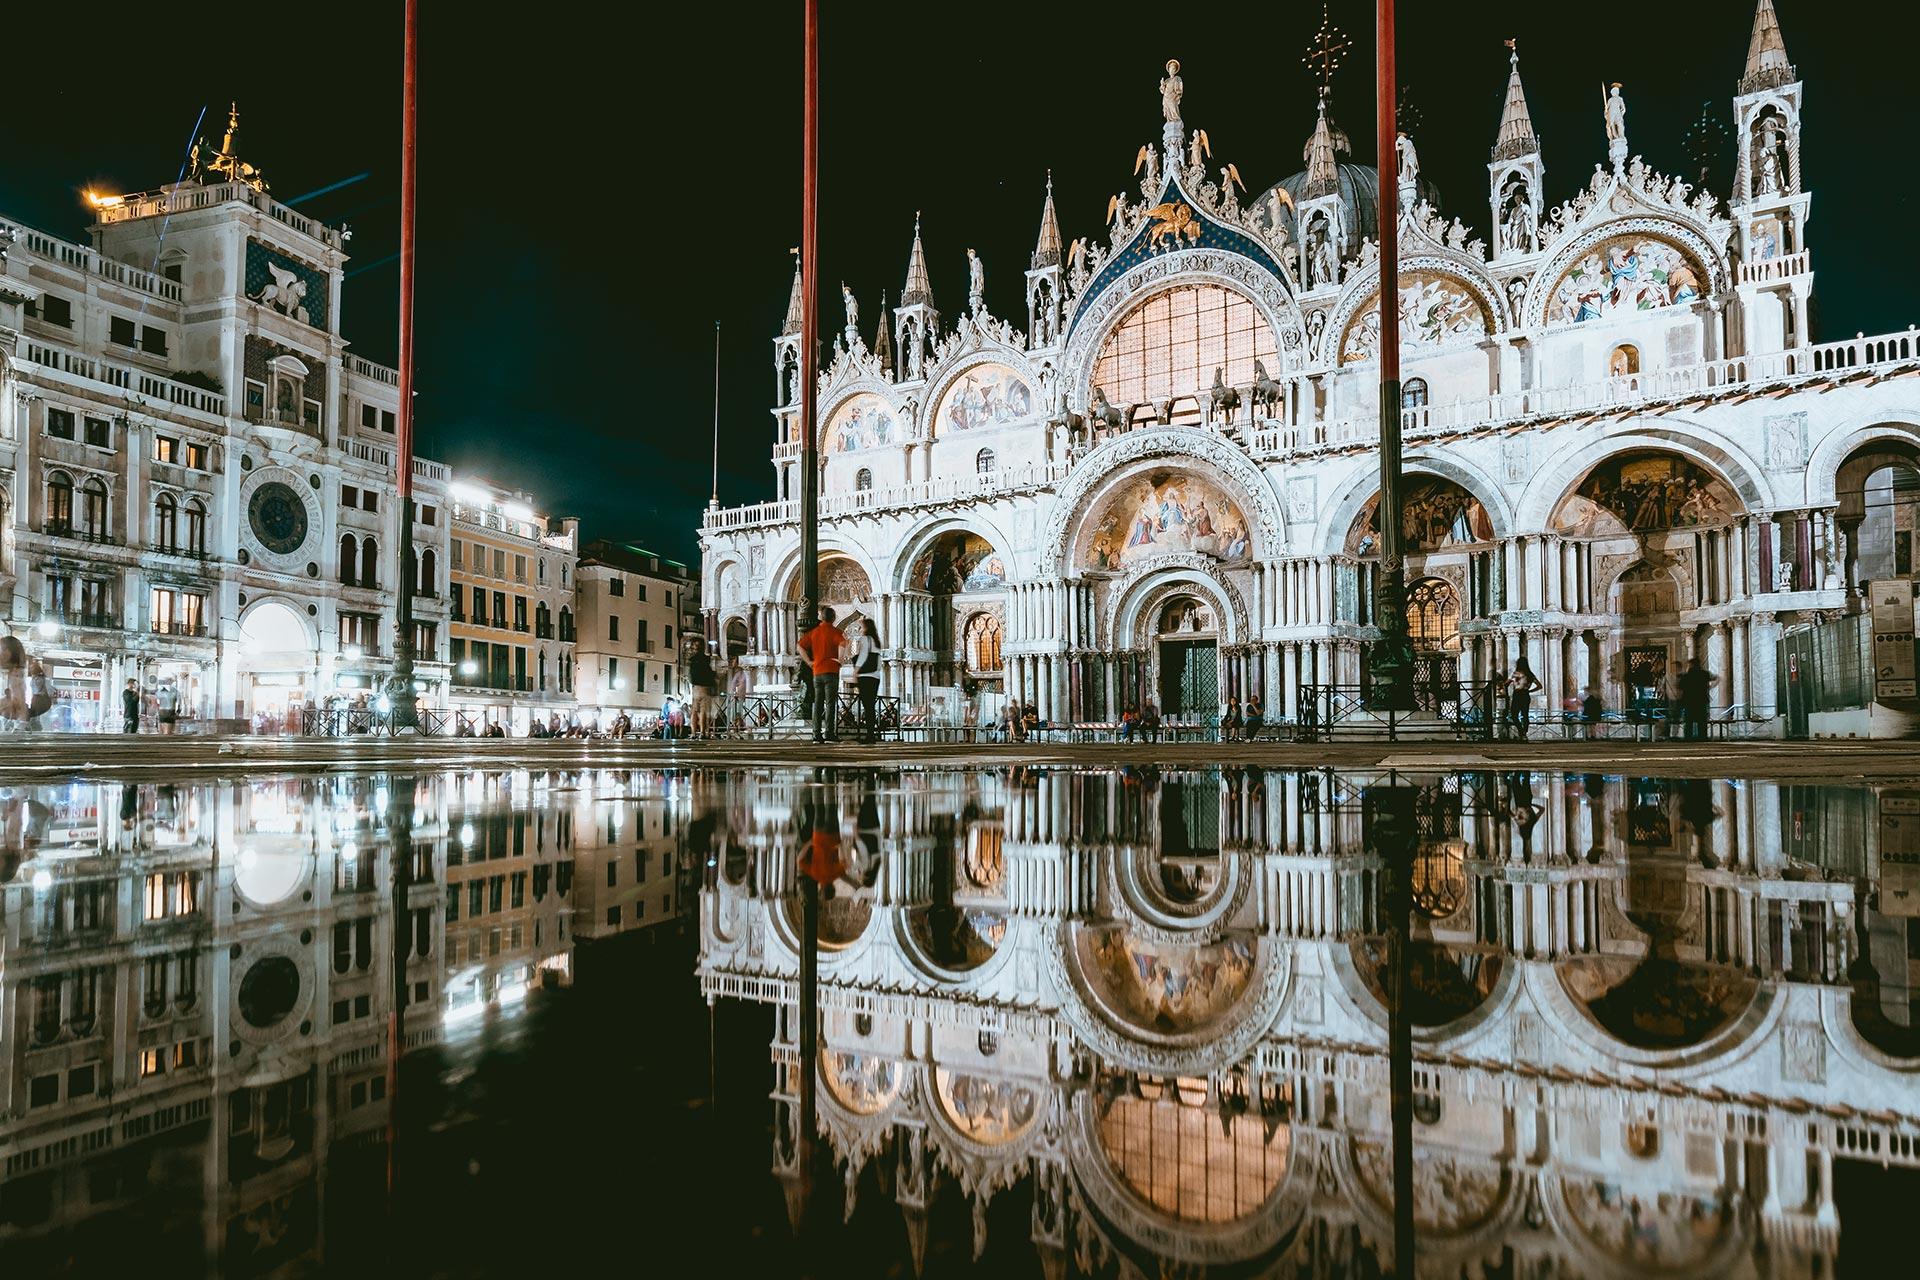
[797,606,846,743]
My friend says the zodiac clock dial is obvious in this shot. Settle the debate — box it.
[247,481,309,555]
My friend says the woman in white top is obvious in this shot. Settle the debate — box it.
[848,618,883,743]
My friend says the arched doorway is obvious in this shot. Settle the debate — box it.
[904,529,1008,706]
[1155,596,1219,720]
[237,601,315,733]
[1836,440,1920,589]
[1405,577,1462,710]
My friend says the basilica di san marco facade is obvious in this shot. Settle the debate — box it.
[701,3,1920,736]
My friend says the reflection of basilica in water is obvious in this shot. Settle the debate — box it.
[0,769,693,1272]
[698,766,1920,1276]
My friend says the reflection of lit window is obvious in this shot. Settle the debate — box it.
[1091,285,1279,413]
[1097,1083,1289,1222]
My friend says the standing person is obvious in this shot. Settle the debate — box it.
[797,607,846,743]
[156,680,179,735]
[1486,664,1509,740]
[0,637,26,731]
[1678,658,1715,741]
[849,617,883,743]
[1581,685,1604,739]
[685,640,716,738]
[727,659,750,733]
[121,679,141,734]
[1506,659,1542,740]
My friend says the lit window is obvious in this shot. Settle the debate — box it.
[1090,284,1279,415]
[140,1048,165,1078]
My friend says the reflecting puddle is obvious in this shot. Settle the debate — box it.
[2,767,1917,1275]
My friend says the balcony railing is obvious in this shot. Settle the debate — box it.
[4,216,185,303]
[453,675,535,693]
[21,339,227,418]
[92,182,346,252]
[38,609,120,630]
[704,461,1073,532]
[149,621,210,637]
[41,522,120,545]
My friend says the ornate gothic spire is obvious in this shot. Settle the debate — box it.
[873,290,894,373]
[1492,40,1540,160]
[1303,96,1341,199]
[1740,0,1796,94]
[781,249,803,336]
[1031,172,1062,270]
[901,213,934,309]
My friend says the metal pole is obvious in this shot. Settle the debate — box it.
[1373,0,1413,714]
[799,0,820,627]
[711,320,722,506]
[390,0,421,731]
[1367,777,1417,1278]
[797,845,820,1230]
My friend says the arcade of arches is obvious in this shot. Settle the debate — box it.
[720,437,1909,723]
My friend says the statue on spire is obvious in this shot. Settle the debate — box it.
[1603,83,1629,169]
[841,283,860,347]
[966,249,986,316]
[1159,60,1184,123]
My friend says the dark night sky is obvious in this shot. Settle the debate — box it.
[6,2,1913,563]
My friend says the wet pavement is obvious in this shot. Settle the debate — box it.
[2,762,1917,1276]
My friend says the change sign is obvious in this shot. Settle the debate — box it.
[1869,579,1917,700]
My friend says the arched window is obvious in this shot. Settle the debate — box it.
[538,650,548,691]
[1401,377,1430,411]
[975,448,997,475]
[854,467,873,492]
[1609,344,1640,377]
[1091,283,1280,410]
[80,478,108,540]
[420,548,436,594]
[340,532,358,585]
[154,493,178,552]
[558,606,574,642]
[360,536,379,588]
[964,612,1004,672]
[185,500,207,556]
[1405,577,1462,652]
[46,472,73,534]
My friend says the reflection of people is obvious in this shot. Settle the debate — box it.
[0,637,26,729]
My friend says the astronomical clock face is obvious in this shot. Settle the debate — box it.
[248,482,308,554]
[238,467,321,568]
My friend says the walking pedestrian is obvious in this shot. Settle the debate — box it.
[156,680,179,735]
[1581,685,1603,739]
[0,637,26,731]
[121,679,141,734]
[686,639,717,738]
[797,607,846,743]
[1679,658,1715,741]
[849,617,883,743]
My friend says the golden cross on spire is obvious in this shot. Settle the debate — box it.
[1303,1,1350,98]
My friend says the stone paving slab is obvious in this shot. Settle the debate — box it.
[0,733,1917,782]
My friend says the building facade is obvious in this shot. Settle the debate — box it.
[574,540,696,727]
[702,5,1920,734]
[446,477,578,732]
[0,116,451,730]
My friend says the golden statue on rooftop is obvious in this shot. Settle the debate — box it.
[191,103,269,193]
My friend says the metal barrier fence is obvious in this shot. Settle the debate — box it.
[715,690,903,739]
[1295,682,1500,743]
[302,707,458,737]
